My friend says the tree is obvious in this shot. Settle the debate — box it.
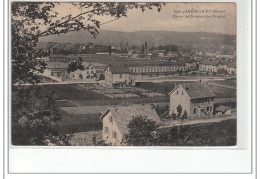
[12,2,164,84]
[123,115,160,146]
[177,104,182,118]
[11,2,165,145]
[182,110,188,120]
[67,57,84,73]
[12,86,70,145]
[171,111,177,120]
[178,69,183,76]
[99,74,105,80]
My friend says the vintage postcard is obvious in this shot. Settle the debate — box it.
[11,2,237,147]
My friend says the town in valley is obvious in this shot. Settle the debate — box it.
[12,2,237,146]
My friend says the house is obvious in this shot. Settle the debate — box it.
[104,65,130,87]
[215,105,232,116]
[199,59,227,73]
[183,59,198,70]
[169,83,216,118]
[131,54,151,60]
[100,105,161,146]
[226,61,236,75]
[43,62,68,80]
[69,62,107,80]
[129,63,186,75]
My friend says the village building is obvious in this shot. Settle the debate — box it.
[100,105,161,146]
[43,62,68,81]
[215,105,232,116]
[226,61,236,75]
[129,63,187,75]
[169,83,216,118]
[131,54,151,60]
[183,59,198,70]
[199,59,227,73]
[104,65,131,87]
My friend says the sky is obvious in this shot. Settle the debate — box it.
[54,2,236,35]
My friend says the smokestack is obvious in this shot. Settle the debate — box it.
[145,42,148,55]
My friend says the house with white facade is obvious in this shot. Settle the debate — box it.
[104,65,130,87]
[199,59,227,73]
[100,105,161,146]
[169,83,216,118]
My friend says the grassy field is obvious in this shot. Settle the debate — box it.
[207,84,236,98]
[136,81,196,94]
[160,118,236,146]
[42,84,110,101]
[74,96,169,106]
[137,81,236,98]
[57,112,102,134]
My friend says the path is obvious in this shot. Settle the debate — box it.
[160,114,236,128]
[207,82,236,90]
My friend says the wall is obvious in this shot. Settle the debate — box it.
[102,112,123,146]
[169,85,191,116]
[104,68,112,86]
[189,98,214,118]
[112,73,130,85]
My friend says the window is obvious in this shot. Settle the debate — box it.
[120,74,122,78]
[112,131,117,139]
[104,127,109,134]
[193,108,196,114]
[109,116,113,124]
[182,91,184,95]
[207,107,210,112]
[177,90,178,94]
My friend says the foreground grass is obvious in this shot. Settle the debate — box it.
[160,118,236,146]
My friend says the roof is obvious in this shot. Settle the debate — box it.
[215,105,232,112]
[106,65,130,74]
[101,105,161,136]
[45,62,68,69]
[169,83,216,99]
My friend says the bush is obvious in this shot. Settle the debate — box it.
[182,110,188,120]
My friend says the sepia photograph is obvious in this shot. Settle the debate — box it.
[11,2,237,147]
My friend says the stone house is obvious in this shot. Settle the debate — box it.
[100,105,161,146]
[169,83,216,118]
[104,65,130,87]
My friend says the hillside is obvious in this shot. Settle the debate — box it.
[39,30,236,47]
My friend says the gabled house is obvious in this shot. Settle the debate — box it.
[169,83,216,118]
[100,105,161,146]
[199,60,227,73]
[43,62,68,80]
[104,65,130,87]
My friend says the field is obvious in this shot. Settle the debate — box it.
[160,118,237,146]
[135,81,196,94]
[57,112,102,134]
[42,84,110,101]
[136,80,236,98]
[208,80,236,88]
